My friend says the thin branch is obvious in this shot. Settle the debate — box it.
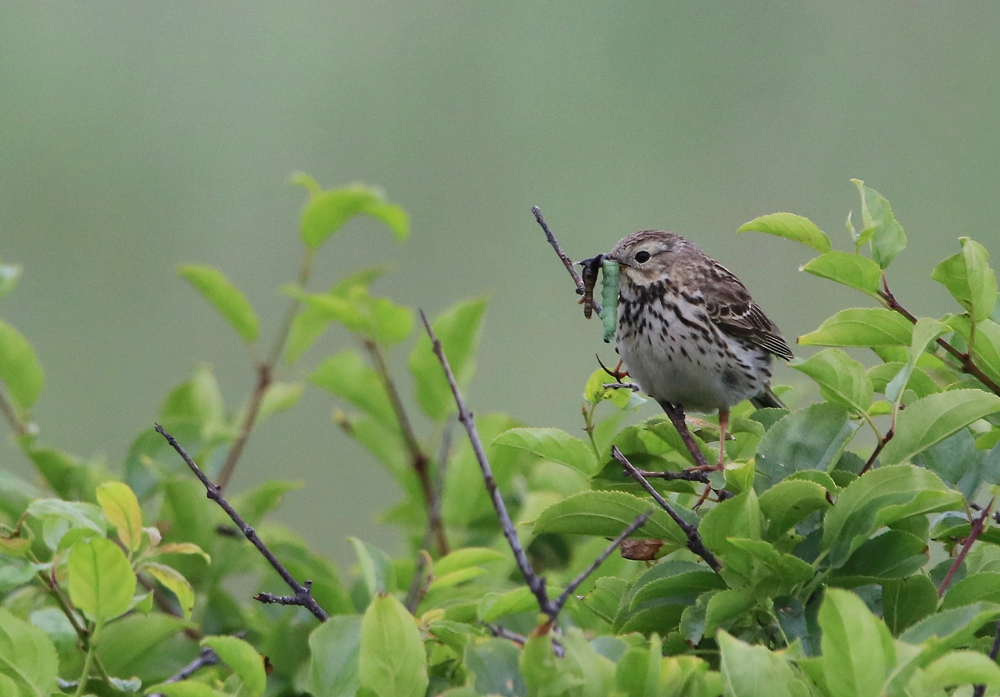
[880,286,1000,396]
[0,385,29,438]
[636,469,710,483]
[551,511,651,615]
[164,647,220,684]
[405,550,434,613]
[938,498,995,597]
[859,427,893,476]
[612,446,722,572]
[155,424,328,622]
[657,400,710,469]
[419,310,556,619]
[363,338,448,556]
[487,624,565,658]
[532,206,584,294]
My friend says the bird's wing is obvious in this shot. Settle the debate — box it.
[700,261,794,361]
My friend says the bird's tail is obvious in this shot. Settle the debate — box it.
[751,385,786,410]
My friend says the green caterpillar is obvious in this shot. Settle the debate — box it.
[601,257,619,343]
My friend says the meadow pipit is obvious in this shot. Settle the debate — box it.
[608,230,793,469]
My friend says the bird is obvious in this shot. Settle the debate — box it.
[606,229,793,469]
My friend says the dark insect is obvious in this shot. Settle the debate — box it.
[578,254,605,319]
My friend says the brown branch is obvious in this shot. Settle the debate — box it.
[419,310,557,619]
[859,427,893,475]
[636,469,710,484]
[551,511,651,615]
[938,499,995,597]
[880,287,1000,396]
[363,338,448,556]
[163,647,220,684]
[487,624,564,658]
[532,206,585,295]
[155,424,328,622]
[612,446,722,572]
[217,364,271,492]
[657,400,710,469]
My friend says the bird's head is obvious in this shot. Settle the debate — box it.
[608,230,685,286]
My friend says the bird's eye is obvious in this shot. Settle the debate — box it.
[635,251,651,263]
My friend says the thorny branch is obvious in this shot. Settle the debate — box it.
[612,446,722,573]
[363,337,449,556]
[155,424,329,622]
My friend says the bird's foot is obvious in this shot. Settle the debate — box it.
[596,354,629,381]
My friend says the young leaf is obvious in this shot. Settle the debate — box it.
[532,490,687,546]
[408,298,488,421]
[880,389,1000,466]
[308,616,362,697]
[884,317,948,409]
[882,575,939,635]
[68,537,136,623]
[737,212,831,253]
[434,547,505,577]
[95,612,190,677]
[0,608,59,697]
[717,630,810,697]
[829,530,928,586]
[300,185,409,249]
[358,593,428,697]
[311,350,397,430]
[948,316,1000,386]
[819,588,893,697]
[96,482,143,553]
[142,562,195,619]
[0,319,44,411]
[852,179,907,269]
[348,537,397,602]
[821,464,962,567]
[941,572,1000,609]
[798,308,913,347]
[801,251,882,298]
[26,499,107,537]
[178,264,260,344]
[704,589,756,637]
[201,635,267,697]
[931,237,997,322]
[790,348,873,413]
[922,650,1000,690]
[758,479,831,539]
[256,381,305,422]
[492,427,598,476]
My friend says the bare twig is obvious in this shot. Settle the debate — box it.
[163,647,220,684]
[880,286,1000,396]
[636,469,710,484]
[938,499,995,597]
[657,400,710,469]
[551,511,651,615]
[973,620,1000,697]
[532,206,584,295]
[612,447,722,573]
[405,551,434,613]
[363,338,448,556]
[487,624,565,657]
[419,310,557,619]
[155,424,328,622]
[859,427,893,475]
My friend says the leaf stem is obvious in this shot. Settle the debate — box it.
[74,621,101,697]
[0,384,29,438]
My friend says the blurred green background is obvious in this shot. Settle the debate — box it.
[3,2,999,563]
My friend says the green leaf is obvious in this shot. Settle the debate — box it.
[0,608,58,697]
[532,490,686,546]
[922,650,1000,690]
[178,264,259,343]
[464,639,525,696]
[790,349,873,413]
[915,429,1000,500]
[717,630,810,697]
[96,482,143,553]
[492,428,598,476]
[26,499,107,537]
[629,562,727,609]
[408,298,488,421]
[68,537,136,623]
[96,612,190,678]
[758,479,831,539]
[868,363,939,400]
[852,179,907,269]
[202,635,267,697]
[885,318,949,411]
[801,251,883,298]
[434,547,505,577]
[821,464,963,568]
[948,316,1000,387]
[882,575,939,635]
[829,530,928,586]
[142,562,195,619]
[932,237,997,322]
[737,212,831,253]
[0,319,44,411]
[704,589,756,637]
[358,593,428,697]
[300,185,409,249]
[901,602,1000,659]
[311,350,397,430]
[308,616,362,697]
[880,389,1000,465]
[942,572,1000,609]
[754,403,859,492]
[820,588,893,697]
[798,308,913,347]
[153,683,223,697]
[290,289,413,347]
[257,381,305,422]
[348,538,396,602]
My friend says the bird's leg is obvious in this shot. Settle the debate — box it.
[716,407,729,469]
[596,355,630,382]
[657,400,709,469]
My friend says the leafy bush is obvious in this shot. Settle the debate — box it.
[2,175,1000,697]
